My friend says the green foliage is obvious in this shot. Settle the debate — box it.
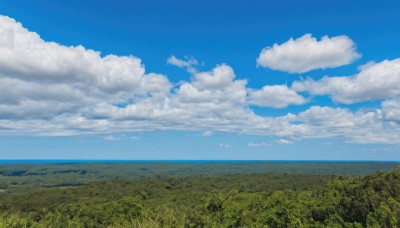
[0,162,397,196]
[0,166,399,227]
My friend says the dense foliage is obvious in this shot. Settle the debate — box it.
[0,166,399,227]
[0,162,397,195]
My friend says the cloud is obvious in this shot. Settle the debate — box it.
[257,34,360,73]
[276,139,294,144]
[248,142,271,147]
[88,64,250,131]
[0,16,169,95]
[381,98,400,123]
[0,15,400,145]
[218,143,231,148]
[175,65,247,106]
[0,15,172,121]
[249,85,307,108]
[295,105,400,144]
[202,131,213,136]
[104,135,122,141]
[167,55,198,73]
[292,59,400,104]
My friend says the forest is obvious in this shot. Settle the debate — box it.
[0,162,398,227]
[0,161,397,196]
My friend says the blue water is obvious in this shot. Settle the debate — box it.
[0,160,397,165]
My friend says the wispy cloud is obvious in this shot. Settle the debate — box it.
[248,142,271,147]
[276,139,294,145]
[104,136,122,141]
[218,143,231,148]
[202,131,213,137]
[167,55,198,73]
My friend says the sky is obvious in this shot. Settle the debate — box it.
[0,0,399,160]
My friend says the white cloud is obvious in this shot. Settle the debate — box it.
[292,59,400,104]
[0,16,161,94]
[191,64,238,90]
[257,34,360,73]
[248,142,271,147]
[104,135,122,141]
[0,15,399,145]
[0,15,172,120]
[295,105,400,144]
[167,55,198,73]
[176,65,247,105]
[298,106,356,128]
[381,98,400,123]
[105,135,140,141]
[249,85,307,108]
[218,143,231,148]
[202,131,213,136]
[276,139,294,144]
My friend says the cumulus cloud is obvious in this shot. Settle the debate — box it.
[167,55,198,73]
[295,105,400,144]
[292,59,400,103]
[175,65,247,106]
[249,85,307,108]
[381,98,400,123]
[257,34,360,73]
[0,15,172,121]
[0,16,169,95]
[87,64,250,132]
[0,15,400,145]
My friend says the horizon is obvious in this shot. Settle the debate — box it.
[0,159,399,165]
[0,1,399,160]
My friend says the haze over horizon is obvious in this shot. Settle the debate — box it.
[0,0,399,160]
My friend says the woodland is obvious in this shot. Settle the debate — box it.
[0,162,398,227]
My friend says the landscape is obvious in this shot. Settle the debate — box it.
[0,161,399,226]
[0,0,400,227]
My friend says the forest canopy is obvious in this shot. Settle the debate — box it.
[0,163,398,227]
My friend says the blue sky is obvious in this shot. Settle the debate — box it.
[0,0,399,160]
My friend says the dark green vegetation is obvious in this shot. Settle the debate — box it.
[0,162,397,195]
[0,162,398,227]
